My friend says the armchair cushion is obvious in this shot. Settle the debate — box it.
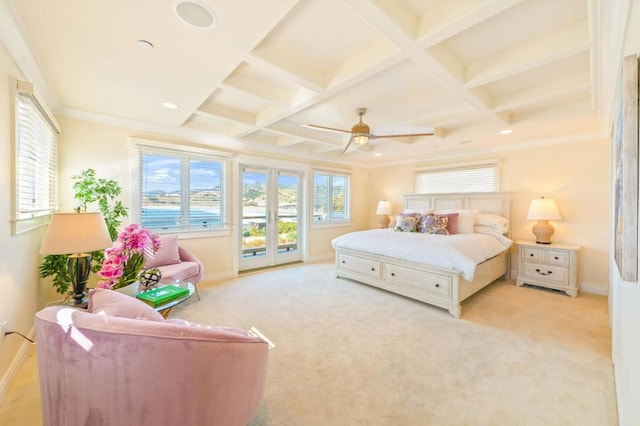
[144,234,181,268]
[87,288,165,322]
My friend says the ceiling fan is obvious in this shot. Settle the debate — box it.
[304,108,434,154]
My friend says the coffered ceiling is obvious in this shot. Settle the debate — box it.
[2,0,610,166]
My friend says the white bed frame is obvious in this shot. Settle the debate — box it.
[334,192,511,318]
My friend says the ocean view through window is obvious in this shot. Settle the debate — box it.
[135,145,230,233]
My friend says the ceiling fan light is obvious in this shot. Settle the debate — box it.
[353,134,369,146]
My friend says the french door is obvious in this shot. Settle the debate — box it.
[239,166,302,271]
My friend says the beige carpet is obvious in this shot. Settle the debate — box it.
[169,262,616,426]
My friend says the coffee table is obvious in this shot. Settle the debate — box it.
[118,280,195,318]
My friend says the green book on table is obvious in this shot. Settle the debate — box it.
[135,285,189,307]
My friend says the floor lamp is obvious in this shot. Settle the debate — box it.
[40,212,113,306]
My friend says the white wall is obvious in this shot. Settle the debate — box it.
[0,40,57,403]
[56,116,370,280]
[369,138,611,291]
[611,0,640,423]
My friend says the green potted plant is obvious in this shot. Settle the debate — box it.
[39,169,129,295]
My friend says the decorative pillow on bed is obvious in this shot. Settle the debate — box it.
[475,213,510,233]
[434,209,478,234]
[394,216,419,232]
[420,214,449,235]
[393,212,421,231]
[426,212,458,234]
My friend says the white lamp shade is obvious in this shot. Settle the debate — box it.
[526,198,561,221]
[40,212,113,255]
[376,200,393,215]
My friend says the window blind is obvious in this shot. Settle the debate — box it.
[414,162,499,194]
[15,90,58,220]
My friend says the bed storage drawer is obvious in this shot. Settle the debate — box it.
[385,264,451,299]
[338,253,382,279]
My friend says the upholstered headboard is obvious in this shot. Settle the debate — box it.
[404,192,511,219]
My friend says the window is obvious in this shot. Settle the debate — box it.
[13,80,60,234]
[414,160,500,194]
[132,142,231,234]
[312,171,350,223]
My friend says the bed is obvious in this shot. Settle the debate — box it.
[332,192,512,318]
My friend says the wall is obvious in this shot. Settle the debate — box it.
[57,116,369,280]
[612,0,640,423]
[0,40,56,403]
[368,138,611,291]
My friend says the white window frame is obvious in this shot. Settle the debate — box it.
[12,80,60,235]
[311,169,351,226]
[414,159,501,194]
[131,139,232,236]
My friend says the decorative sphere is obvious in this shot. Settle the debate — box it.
[139,267,162,288]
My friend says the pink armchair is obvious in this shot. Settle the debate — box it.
[144,235,204,300]
[35,290,269,426]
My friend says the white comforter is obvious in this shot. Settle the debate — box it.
[331,229,513,281]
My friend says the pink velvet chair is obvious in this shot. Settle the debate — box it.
[144,235,204,300]
[35,290,269,426]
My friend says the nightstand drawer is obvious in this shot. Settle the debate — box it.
[544,250,569,267]
[338,253,382,279]
[523,263,568,285]
[522,247,544,262]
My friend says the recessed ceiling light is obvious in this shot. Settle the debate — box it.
[161,102,178,109]
[137,40,154,49]
[500,129,513,135]
[373,153,383,157]
[174,0,216,29]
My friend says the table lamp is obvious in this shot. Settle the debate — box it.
[376,200,393,228]
[526,197,561,244]
[40,212,113,306]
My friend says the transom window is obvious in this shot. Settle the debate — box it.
[414,160,500,193]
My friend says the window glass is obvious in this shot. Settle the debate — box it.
[136,147,229,233]
[312,172,350,223]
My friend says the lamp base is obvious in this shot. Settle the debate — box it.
[378,214,391,229]
[532,220,554,244]
[67,253,91,307]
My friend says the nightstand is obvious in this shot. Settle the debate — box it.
[515,240,581,297]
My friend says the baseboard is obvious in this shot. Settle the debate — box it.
[307,253,335,264]
[201,270,236,283]
[0,326,35,406]
[579,281,608,296]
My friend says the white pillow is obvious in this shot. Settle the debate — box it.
[475,213,510,233]
[434,209,478,234]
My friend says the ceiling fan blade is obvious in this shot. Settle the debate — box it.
[342,137,355,155]
[371,132,434,139]
[302,124,353,134]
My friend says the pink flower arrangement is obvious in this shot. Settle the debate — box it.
[97,224,161,290]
